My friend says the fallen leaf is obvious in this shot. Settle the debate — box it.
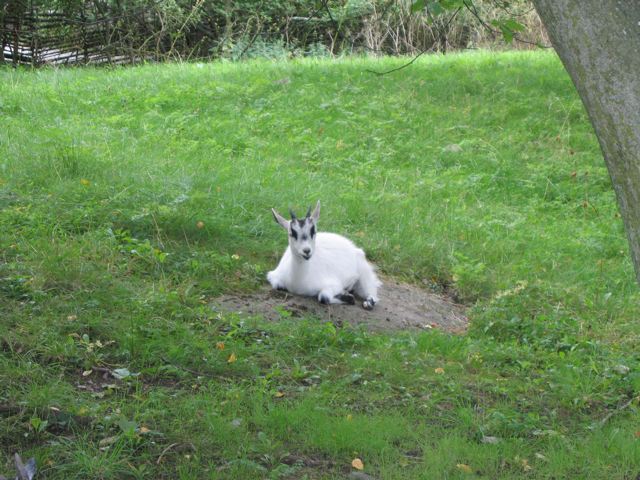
[346,414,353,421]
[351,458,364,470]
[80,178,91,186]
[12,454,36,480]
[99,436,118,447]
[139,426,151,434]
[635,431,640,438]
[216,342,225,350]
[521,458,532,471]
[227,353,237,363]
[274,391,285,398]
[613,364,630,375]
[118,419,137,434]
[82,370,93,377]
[481,435,500,444]
[456,463,472,474]
[434,367,445,375]
[444,143,463,153]
[532,429,560,437]
[112,368,139,380]
[196,221,205,229]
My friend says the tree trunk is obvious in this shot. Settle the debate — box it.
[532,0,640,284]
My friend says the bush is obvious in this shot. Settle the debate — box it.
[2,0,547,65]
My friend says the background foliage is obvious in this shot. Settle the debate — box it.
[1,0,547,65]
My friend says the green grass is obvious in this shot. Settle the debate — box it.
[1,51,639,479]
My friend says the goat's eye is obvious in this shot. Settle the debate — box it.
[290,229,298,240]
[310,226,315,237]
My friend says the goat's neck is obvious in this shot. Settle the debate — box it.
[290,254,312,270]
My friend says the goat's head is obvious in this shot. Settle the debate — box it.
[272,201,320,261]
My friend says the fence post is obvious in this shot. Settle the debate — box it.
[29,0,37,66]
[0,2,5,65]
[12,6,19,67]
[81,2,88,64]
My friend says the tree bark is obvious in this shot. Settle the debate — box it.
[532,0,640,284]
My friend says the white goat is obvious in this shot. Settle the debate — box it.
[267,201,381,309]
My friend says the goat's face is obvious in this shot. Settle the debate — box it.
[272,201,321,261]
[288,217,317,260]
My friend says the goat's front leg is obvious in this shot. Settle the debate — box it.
[267,270,287,291]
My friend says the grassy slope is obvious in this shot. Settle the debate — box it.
[1,51,639,479]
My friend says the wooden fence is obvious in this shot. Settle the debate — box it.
[1,1,184,66]
[0,0,328,67]
[1,1,548,67]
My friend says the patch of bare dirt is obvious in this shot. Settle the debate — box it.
[211,277,467,333]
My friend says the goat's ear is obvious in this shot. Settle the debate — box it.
[271,209,290,230]
[311,200,321,223]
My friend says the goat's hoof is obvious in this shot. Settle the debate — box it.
[276,286,288,292]
[319,294,331,305]
[363,298,376,310]
[336,293,355,305]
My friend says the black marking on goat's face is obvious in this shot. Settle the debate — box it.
[288,217,317,261]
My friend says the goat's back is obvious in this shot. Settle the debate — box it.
[305,232,363,286]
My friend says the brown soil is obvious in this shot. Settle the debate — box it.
[211,277,468,333]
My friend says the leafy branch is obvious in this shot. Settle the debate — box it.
[367,0,550,76]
